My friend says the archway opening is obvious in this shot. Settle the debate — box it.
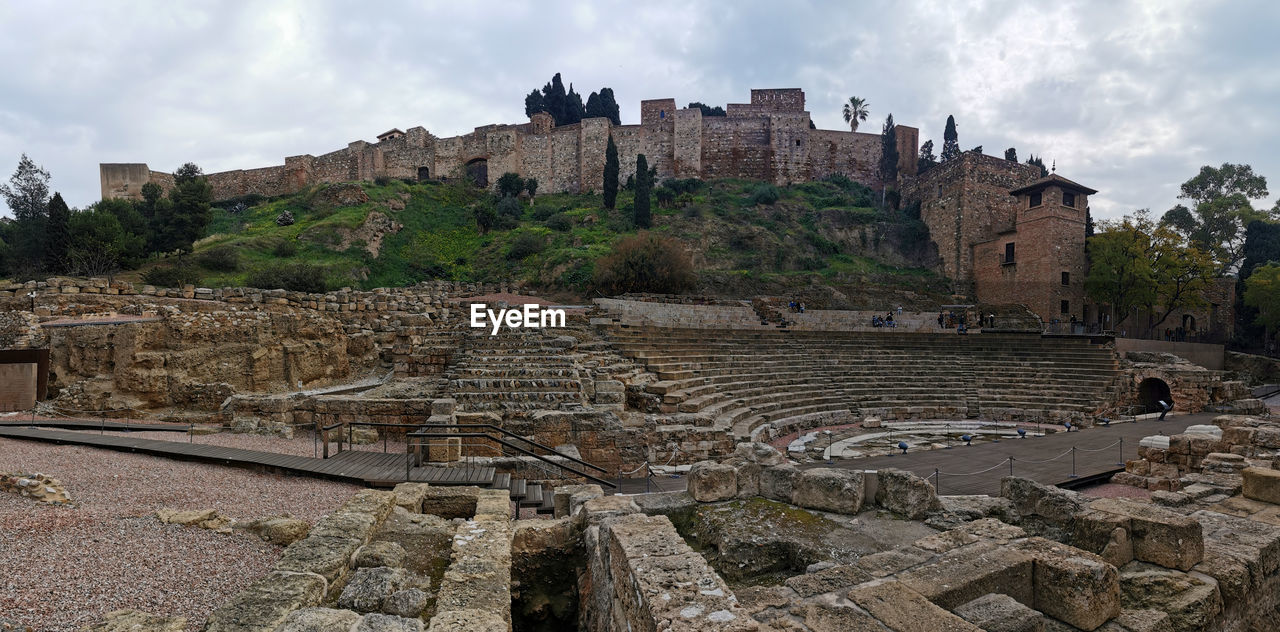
[1137,378,1172,414]
[465,159,488,188]
[416,166,430,181]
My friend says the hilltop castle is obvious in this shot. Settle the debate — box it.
[100,88,919,202]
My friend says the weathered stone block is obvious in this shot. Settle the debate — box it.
[758,464,797,502]
[80,610,187,632]
[783,564,872,597]
[204,571,328,632]
[1001,477,1082,524]
[1014,537,1121,631]
[1089,499,1203,571]
[791,468,863,514]
[876,468,944,519]
[847,579,984,632]
[276,608,362,632]
[688,461,738,502]
[953,593,1045,632]
[1242,466,1280,504]
[896,542,1035,609]
[1071,509,1134,568]
[275,536,363,582]
[338,566,406,612]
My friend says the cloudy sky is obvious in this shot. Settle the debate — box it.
[1,0,1277,219]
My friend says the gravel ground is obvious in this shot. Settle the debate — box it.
[0,437,359,631]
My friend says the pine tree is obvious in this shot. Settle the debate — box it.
[585,92,604,119]
[44,192,71,273]
[1004,147,1018,162]
[917,140,937,172]
[878,114,899,186]
[603,136,620,209]
[633,154,652,229]
[940,115,961,162]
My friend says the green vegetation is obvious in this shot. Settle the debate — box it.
[153,174,943,296]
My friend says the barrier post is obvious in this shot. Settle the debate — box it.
[1009,457,1014,477]
[933,468,940,494]
[1070,447,1077,478]
[1117,438,1124,466]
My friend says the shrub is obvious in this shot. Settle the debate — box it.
[497,195,522,219]
[660,178,704,194]
[592,232,695,295]
[531,204,559,221]
[275,210,295,226]
[655,187,676,208]
[544,213,573,232]
[507,232,546,260]
[196,246,240,271]
[749,184,780,205]
[374,175,393,186]
[273,239,299,257]
[142,262,202,288]
[246,263,330,293]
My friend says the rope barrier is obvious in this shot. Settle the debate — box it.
[937,458,1012,477]
[1075,440,1123,452]
[1011,448,1074,464]
[620,461,652,476]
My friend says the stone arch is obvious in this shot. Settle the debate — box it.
[416,166,430,181]
[465,158,488,188]
[1182,314,1196,331]
[1137,378,1172,413]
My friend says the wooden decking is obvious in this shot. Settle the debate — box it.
[0,426,493,488]
[0,419,191,432]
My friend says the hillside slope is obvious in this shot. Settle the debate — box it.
[153,176,949,307]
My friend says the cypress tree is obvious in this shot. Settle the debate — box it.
[44,192,71,273]
[1004,147,1018,162]
[603,136,620,209]
[878,114,899,185]
[941,115,961,162]
[633,154,651,229]
[598,88,621,125]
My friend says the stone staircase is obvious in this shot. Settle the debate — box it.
[443,328,590,416]
[602,325,1122,441]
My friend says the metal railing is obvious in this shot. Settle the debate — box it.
[406,429,616,488]
[928,438,1126,495]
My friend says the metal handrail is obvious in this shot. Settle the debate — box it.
[407,431,617,488]
[411,423,609,474]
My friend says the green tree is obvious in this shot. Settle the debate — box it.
[496,172,525,198]
[1145,224,1216,333]
[153,162,212,254]
[687,102,726,117]
[1026,155,1049,177]
[878,114,899,187]
[1160,163,1272,275]
[842,96,870,132]
[586,88,622,125]
[633,154,652,229]
[524,89,546,117]
[67,206,145,276]
[524,177,538,198]
[0,154,51,222]
[1235,219,1280,342]
[44,192,71,273]
[1244,262,1280,347]
[940,115,961,162]
[1085,212,1158,328]
[1005,147,1018,162]
[603,136,620,209]
[917,140,937,172]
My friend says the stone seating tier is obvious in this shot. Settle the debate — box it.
[606,325,1120,433]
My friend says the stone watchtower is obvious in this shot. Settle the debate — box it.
[972,174,1095,322]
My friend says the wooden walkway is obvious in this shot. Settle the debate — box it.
[812,414,1211,496]
[0,426,493,488]
[0,419,191,432]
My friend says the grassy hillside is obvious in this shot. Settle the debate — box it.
[149,175,950,305]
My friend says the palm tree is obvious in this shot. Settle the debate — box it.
[842,96,870,132]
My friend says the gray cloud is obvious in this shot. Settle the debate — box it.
[1,0,1277,219]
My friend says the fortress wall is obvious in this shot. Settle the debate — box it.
[549,125,582,193]
[700,116,772,181]
[751,87,805,111]
[519,132,556,190]
[610,125,648,182]
[206,165,289,200]
[312,147,358,183]
[672,109,703,177]
[99,163,152,200]
[807,129,880,186]
[903,152,1041,282]
[769,112,811,184]
[578,118,610,195]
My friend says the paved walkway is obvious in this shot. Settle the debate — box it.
[807,414,1209,496]
[623,414,1211,497]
